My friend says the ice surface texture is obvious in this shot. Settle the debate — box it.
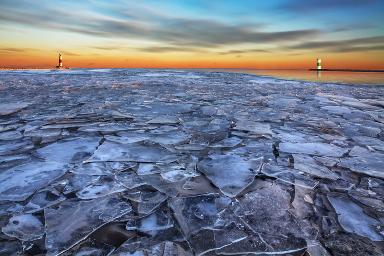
[0,69,383,255]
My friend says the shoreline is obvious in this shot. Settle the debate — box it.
[1,68,383,86]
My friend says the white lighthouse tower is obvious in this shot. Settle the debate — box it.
[317,58,322,70]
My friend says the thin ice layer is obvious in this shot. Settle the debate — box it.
[279,142,348,157]
[327,195,383,241]
[0,161,66,201]
[45,194,132,255]
[2,214,44,241]
[197,155,262,197]
[86,141,178,163]
[37,137,100,163]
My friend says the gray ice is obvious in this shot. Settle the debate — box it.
[0,161,67,201]
[37,137,100,163]
[279,142,348,157]
[2,214,44,241]
[328,194,383,241]
[198,155,262,197]
[86,141,178,163]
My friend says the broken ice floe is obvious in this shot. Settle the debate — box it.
[0,102,30,116]
[36,137,100,163]
[327,194,383,241]
[198,155,262,197]
[279,142,348,157]
[86,141,178,163]
[233,120,273,136]
[76,176,126,199]
[2,214,44,241]
[45,194,132,255]
[0,161,66,201]
[339,152,384,179]
[293,154,339,180]
[23,188,66,213]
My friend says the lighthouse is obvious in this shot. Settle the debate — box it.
[56,53,63,69]
[317,58,322,70]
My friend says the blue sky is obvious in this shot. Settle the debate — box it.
[0,0,383,68]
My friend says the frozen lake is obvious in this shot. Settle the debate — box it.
[207,69,384,85]
[0,69,383,255]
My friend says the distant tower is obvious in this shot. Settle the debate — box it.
[58,53,63,68]
[317,58,322,70]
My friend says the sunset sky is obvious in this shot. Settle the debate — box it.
[0,0,383,69]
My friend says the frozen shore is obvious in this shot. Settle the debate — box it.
[0,69,383,255]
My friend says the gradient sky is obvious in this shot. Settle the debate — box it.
[0,0,383,69]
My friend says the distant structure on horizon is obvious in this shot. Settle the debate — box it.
[317,58,322,70]
[56,53,63,69]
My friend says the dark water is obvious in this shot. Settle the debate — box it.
[210,69,384,85]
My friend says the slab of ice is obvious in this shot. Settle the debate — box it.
[113,241,191,256]
[342,100,379,110]
[126,207,174,237]
[279,142,348,157]
[105,134,149,144]
[210,137,242,148]
[339,152,384,179]
[327,195,382,241]
[187,224,249,256]
[348,189,384,213]
[0,102,30,115]
[148,131,190,145]
[86,141,178,163]
[293,154,339,180]
[24,189,66,213]
[63,173,100,194]
[0,241,22,255]
[233,121,273,136]
[45,195,132,255]
[24,128,62,139]
[2,214,44,241]
[78,123,133,133]
[352,136,384,152]
[321,105,352,115]
[215,233,306,255]
[77,176,126,199]
[233,183,307,253]
[115,171,146,189]
[169,194,231,237]
[160,168,199,182]
[0,130,23,140]
[70,162,112,176]
[0,140,33,155]
[124,190,168,215]
[0,161,66,201]
[147,116,180,125]
[0,154,29,164]
[262,163,319,189]
[37,137,100,163]
[274,130,313,143]
[197,155,262,197]
[137,163,160,175]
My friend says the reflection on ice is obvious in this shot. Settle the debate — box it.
[0,161,67,201]
[86,141,178,163]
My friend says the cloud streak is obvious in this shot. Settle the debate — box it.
[288,36,384,52]
[0,0,321,49]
